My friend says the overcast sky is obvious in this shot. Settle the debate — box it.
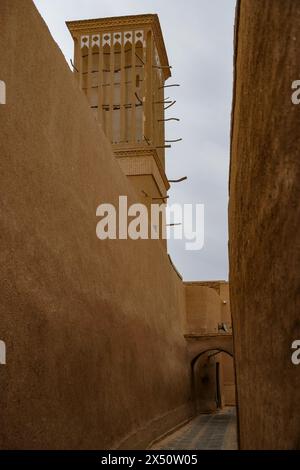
[33,0,236,281]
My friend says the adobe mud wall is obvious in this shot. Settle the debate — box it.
[229,0,300,450]
[0,0,192,449]
[185,284,223,335]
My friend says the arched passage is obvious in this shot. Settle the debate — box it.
[185,333,233,363]
[192,349,235,413]
[189,343,235,414]
[191,347,233,368]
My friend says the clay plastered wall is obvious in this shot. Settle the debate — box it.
[185,284,222,335]
[0,0,191,449]
[219,283,231,324]
[229,0,300,449]
[220,353,235,406]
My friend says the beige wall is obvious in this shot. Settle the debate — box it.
[219,283,231,325]
[219,353,236,406]
[127,175,162,202]
[185,282,232,335]
[0,0,192,449]
[185,284,223,335]
[229,0,300,449]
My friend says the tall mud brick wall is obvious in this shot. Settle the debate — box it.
[229,0,300,450]
[0,0,192,449]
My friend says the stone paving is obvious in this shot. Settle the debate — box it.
[152,407,238,450]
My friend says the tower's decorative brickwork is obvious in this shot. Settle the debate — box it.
[67,15,171,200]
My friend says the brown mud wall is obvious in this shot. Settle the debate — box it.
[229,0,300,450]
[0,0,192,449]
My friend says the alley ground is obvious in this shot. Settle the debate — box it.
[151,407,238,450]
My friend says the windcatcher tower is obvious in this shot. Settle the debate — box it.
[66,14,172,203]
